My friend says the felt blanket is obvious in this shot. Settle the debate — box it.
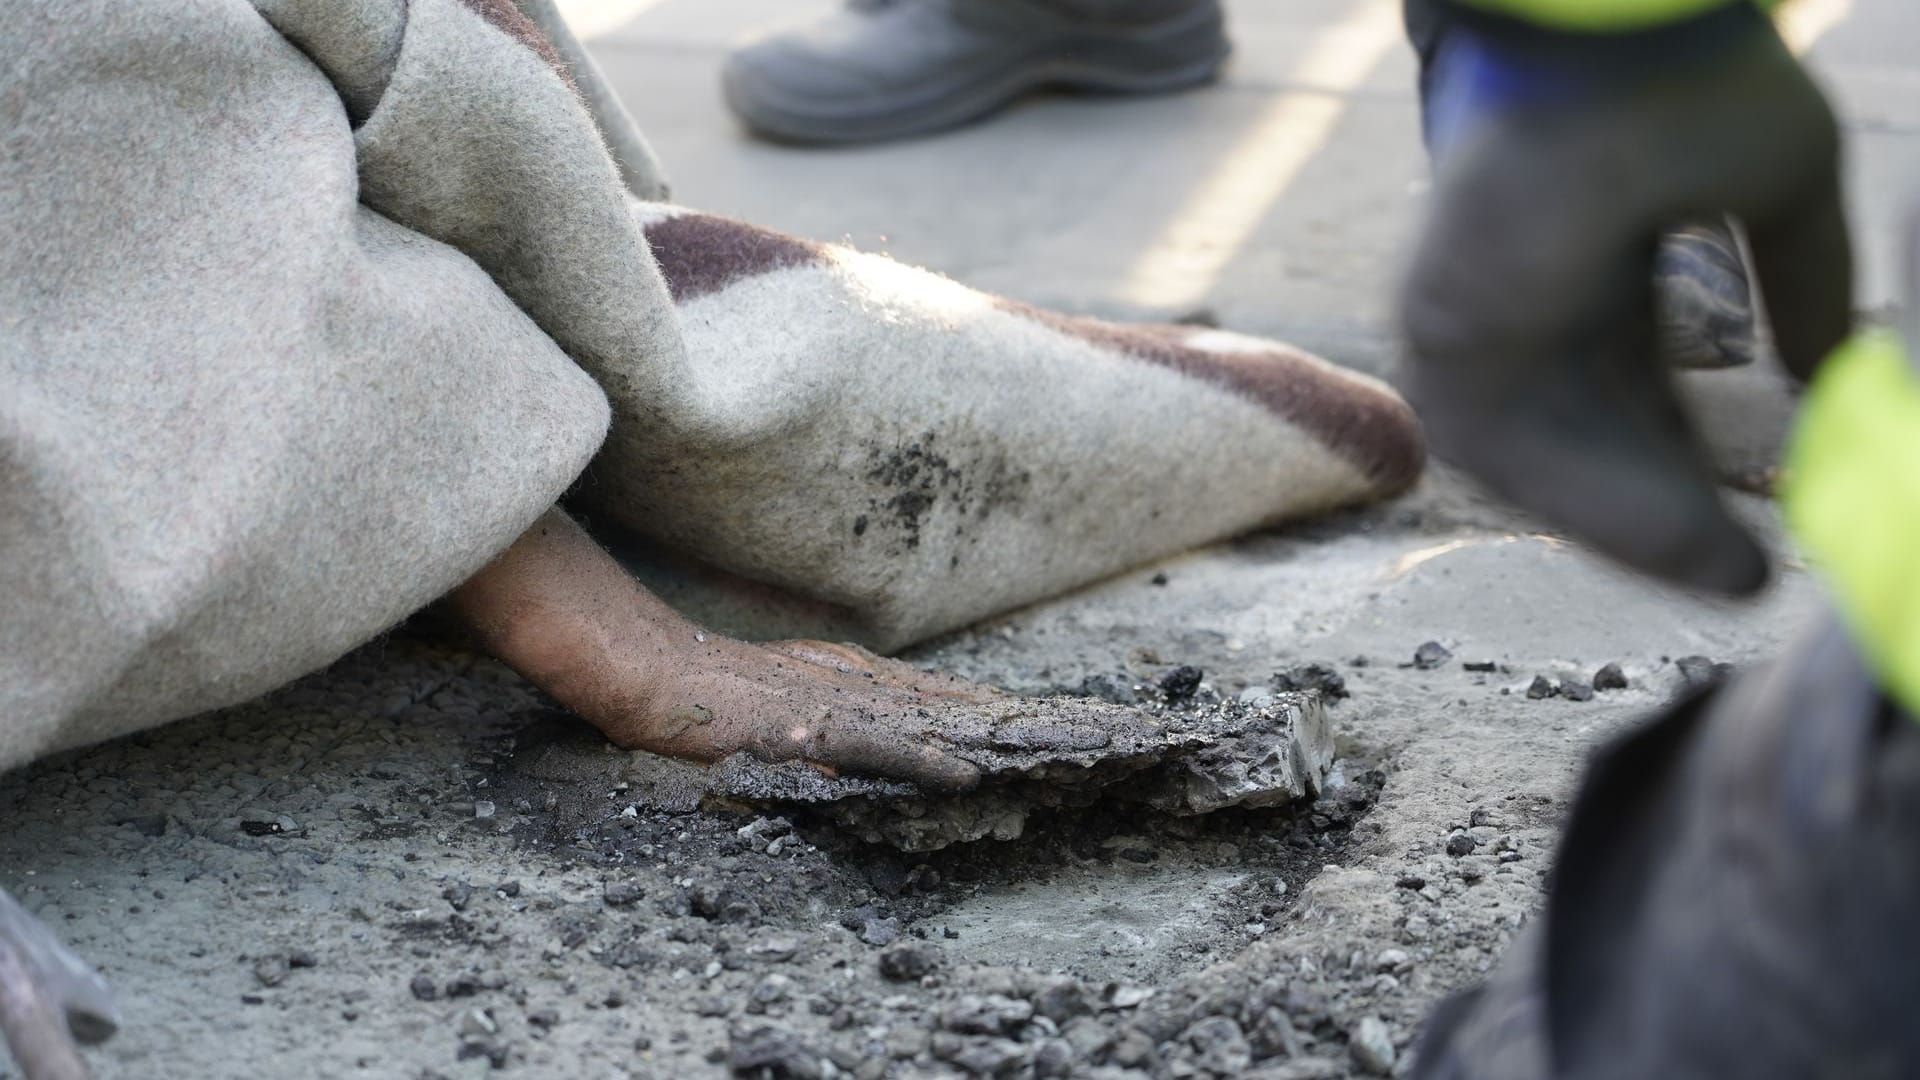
[0,0,1421,773]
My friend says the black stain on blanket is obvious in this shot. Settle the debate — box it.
[859,435,1031,557]
[642,214,830,302]
[998,300,1425,494]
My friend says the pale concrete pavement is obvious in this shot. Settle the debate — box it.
[565,0,1916,370]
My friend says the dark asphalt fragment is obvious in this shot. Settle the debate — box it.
[1412,642,1452,670]
[877,941,939,982]
[1525,676,1557,700]
[1559,679,1595,702]
[1272,663,1349,700]
[1677,655,1736,687]
[1159,665,1203,700]
[1593,662,1630,691]
[602,880,645,907]
[1074,673,1137,704]
[728,1022,826,1079]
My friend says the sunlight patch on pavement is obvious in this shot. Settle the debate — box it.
[1116,0,1403,311]
[552,0,666,41]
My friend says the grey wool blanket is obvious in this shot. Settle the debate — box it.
[0,0,1423,773]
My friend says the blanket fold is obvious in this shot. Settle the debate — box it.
[0,0,1422,772]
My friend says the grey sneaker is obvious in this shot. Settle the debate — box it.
[1654,218,1759,369]
[722,0,1230,145]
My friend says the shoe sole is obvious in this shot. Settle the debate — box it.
[724,4,1231,145]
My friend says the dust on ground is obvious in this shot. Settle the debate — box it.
[0,470,1817,1079]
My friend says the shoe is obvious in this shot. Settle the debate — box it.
[1654,218,1759,369]
[721,0,1230,145]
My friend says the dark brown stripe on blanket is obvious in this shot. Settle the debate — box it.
[461,0,573,86]
[642,214,829,302]
[1005,303,1425,492]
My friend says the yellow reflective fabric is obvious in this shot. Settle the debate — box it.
[1784,330,1920,717]
[1454,0,1778,33]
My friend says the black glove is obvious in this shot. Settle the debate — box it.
[1400,2,1851,595]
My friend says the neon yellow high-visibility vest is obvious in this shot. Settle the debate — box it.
[1784,330,1920,716]
[1453,0,1782,34]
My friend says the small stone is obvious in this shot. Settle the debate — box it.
[1463,660,1497,673]
[526,1009,559,1031]
[1272,664,1350,700]
[1250,1007,1303,1059]
[751,974,793,1006]
[1593,662,1629,691]
[1031,978,1093,1023]
[748,935,799,963]
[1374,948,1410,972]
[1107,1026,1157,1068]
[1183,1016,1252,1075]
[409,974,438,1002]
[445,973,483,999]
[1061,1016,1113,1060]
[728,1023,825,1080]
[1150,572,1170,586]
[442,882,477,912]
[936,1037,1029,1076]
[1394,874,1426,890]
[1677,655,1734,687]
[1560,679,1595,702]
[1159,665,1204,700]
[472,800,496,820]
[457,1040,510,1069]
[252,955,290,988]
[883,1027,928,1060]
[287,950,317,970]
[458,1007,497,1038]
[1032,1037,1074,1078]
[1446,832,1477,857]
[1107,984,1154,1009]
[1525,676,1557,700]
[603,880,645,907]
[1077,673,1138,705]
[123,814,168,838]
[877,941,939,982]
[1412,641,1452,670]
[844,906,900,947]
[939,994,1032,1036]
[1350,1016,1396,1076]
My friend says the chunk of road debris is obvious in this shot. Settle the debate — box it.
[1676,655,1736,687]
[508,693,1335,853]
[1157,665,1203,700]
[1593,662,1629,691]
[1271,663,1349,700]
[1411,642,1453,670]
